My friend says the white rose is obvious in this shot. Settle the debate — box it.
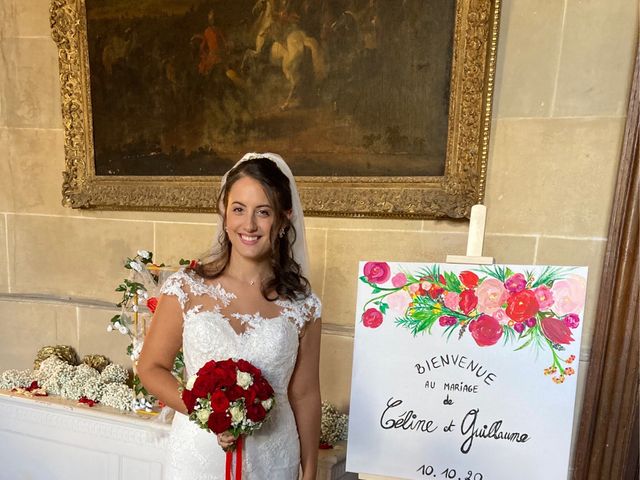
[129,261,143,272]
[186,375,197,390]
[196,408,211,424]
[261,398,274,411]
[137,250,151,259]
[236,371,253,390]
[229,404,245,424]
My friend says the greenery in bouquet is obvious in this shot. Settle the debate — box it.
[360,263,586,384]
[108,250,190,407]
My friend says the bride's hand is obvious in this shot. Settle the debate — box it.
[216,431,236,450]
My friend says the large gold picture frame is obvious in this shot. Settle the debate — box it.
[51,0,500,219]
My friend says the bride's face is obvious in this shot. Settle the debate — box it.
[225,175,275,263]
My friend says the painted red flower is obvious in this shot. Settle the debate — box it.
[210,390,230,412]
[428,284,444,299]
[207,411,232,434]
[459,271,479,289]
[362,308,383,328]
[188,259,199,270]
[505,290,539,322]
[363,262,391,284]
[541,317,574,345]
[468,314,503,346]
[146,297,158,313]
[458,289,478,314]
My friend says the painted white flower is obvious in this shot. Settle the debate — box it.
[106,324,113,332]
[129,261,143,273]
[261,398,274,411]
[114,321,121,328]
[118,325,128,335]
[137,250,151,260]
[132,305,139,313]
[186,375,197,390]
[229,404,245,424]
[236,371,253,390]
[137,289,148,299]
[196,408,212,424]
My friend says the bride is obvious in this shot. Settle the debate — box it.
[138,153,322,479]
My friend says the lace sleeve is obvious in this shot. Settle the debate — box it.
[282,293,321,333]
[159,269,190,310]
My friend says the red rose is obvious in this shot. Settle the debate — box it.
[468,314,503,346]
[459,271,479,289]
[182,389,198,412]
[458,289,478,314]
[210,390,230,412]
[212,366,236,388]
[362,308,383,328]
[541,317,574,345]
[363,262,391,284]
[225,385,245,402]
[237,359,261,377]
[207,411,232,434]
[244,385,258,405]
[255,378,274,401]
[505,290,539,322]
[188,259,199,270]
[197,360,218,375]
[246,403,267,422]
[192,373,218,398]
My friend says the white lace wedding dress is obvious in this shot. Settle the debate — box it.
[160,269,321,480]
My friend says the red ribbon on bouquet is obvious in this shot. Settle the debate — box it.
[225,436,243,480]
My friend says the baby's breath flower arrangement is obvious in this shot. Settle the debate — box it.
[101,383,135,411]
[107,250,190,410]
[0,369,34,390]
[320,401,349,448]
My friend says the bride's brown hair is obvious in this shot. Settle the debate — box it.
[195,158,310,301]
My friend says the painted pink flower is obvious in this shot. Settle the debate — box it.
[362,308,383,328]
[551,275,586,316]
[468,314,503,346]
[438,315,457,327]
[363,262,391,284]
[476,278,509,314]
[459,289,478,314]
[408,283,421,295]
[386,290,412,314]
[505,273,527,293]
[534,285,554,309]
[513,323,525,334]
[443,292,460,311]
[494,308,508,325]
[541,317,574,345]
[563,313,580,329]
[391,273,407,288]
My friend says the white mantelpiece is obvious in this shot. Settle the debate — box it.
[0,391,355,480]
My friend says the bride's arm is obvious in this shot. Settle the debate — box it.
[289,318,322,480]
[137,294,187,415]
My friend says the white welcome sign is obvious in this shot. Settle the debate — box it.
[347,262,588,480]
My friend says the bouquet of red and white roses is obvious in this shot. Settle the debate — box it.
[181,358,275,478]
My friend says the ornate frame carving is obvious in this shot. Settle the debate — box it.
[50,0,500,219]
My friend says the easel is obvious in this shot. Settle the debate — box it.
[356,204,493,480]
